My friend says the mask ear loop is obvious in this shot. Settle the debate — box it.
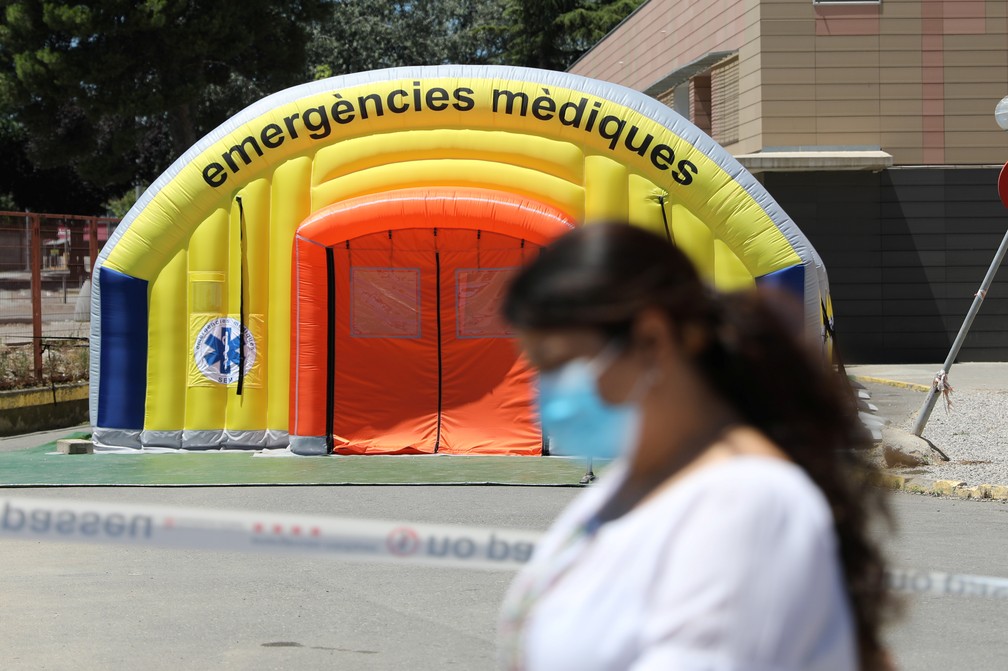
[629,367,660,406]
[585,340,624,376]
[587,340,657,406]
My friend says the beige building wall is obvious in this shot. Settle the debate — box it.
[568,0,765,154]
[761,0,1008,165]
[569,0,754,91]
[570,0,1008,166]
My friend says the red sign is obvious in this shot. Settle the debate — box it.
[999,162,1008,209]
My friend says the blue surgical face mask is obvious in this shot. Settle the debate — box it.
[536,344,647,461]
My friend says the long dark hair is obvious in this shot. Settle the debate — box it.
[504,222,893,671]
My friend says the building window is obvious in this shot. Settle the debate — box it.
[655,86,674,110]
[689,75,712,135]
[711,56,739,146]
[673,80,690,120]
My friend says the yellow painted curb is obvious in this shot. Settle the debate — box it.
[0,383,89,410]
[872,473,1008,501]
[869,473,906,490]
[853,375,931,394]
[933,479,967,496]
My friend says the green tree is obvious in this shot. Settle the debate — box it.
[0,0,640,213]
[0,0,327,190]
[308,0,641,77]
[0,113,113,213]
[102,185,143,218]
[308,0,509,78]
[503,0,644,70]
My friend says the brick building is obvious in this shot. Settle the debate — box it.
[569,0,1008,362]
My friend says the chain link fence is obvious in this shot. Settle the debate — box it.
[0,211,119,388]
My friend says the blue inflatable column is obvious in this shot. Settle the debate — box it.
[96,267,149,430]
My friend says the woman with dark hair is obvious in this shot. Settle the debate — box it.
[497,223,893,671]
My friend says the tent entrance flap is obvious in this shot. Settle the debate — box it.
[290,188,575,456]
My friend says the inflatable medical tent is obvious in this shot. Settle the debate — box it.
[90,65,832,455]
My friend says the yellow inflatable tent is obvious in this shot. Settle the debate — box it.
[90,65,832,454]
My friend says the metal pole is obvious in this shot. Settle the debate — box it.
[911,224,1008,436]
[23,210,30,271]
[88,217,99,278]
[30,214,43,382]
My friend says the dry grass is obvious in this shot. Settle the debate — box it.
[0,341,89,390]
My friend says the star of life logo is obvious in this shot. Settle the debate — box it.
[194,317,256,385]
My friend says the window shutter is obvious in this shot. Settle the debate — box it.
[711,56,740,146]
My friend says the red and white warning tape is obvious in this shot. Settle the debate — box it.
[0,496,538,571]
[885,568,1008,599]
[2,495,1007,597]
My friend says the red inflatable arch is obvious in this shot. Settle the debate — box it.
[290,188,575,455]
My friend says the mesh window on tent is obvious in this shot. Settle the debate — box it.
[455,268,517,339]
[351,267,421,338]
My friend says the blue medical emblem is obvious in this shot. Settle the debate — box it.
[194,318,256,384]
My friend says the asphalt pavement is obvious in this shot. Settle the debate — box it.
[0,486,565,671]
[3,367,1008,669]
[1,483,1007,670]
[848,361,1008,427]
[884,495,1008,671]
[0,424,88,453]
[848,362,1008,394]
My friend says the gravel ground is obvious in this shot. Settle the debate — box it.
[858,377,1008,487]
[903,388,1008,486]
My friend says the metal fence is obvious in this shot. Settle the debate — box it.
[0,211,119,383]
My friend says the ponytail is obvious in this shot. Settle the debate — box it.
[695,288,893,671]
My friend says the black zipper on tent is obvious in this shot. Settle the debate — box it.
[434,248,443,453]
[325,247,336,455]
[657,195,674,244]
[235,196,247,396]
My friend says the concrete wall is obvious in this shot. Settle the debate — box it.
[764,168,1008,363]
[0,383,88,436]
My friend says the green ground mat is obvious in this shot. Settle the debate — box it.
[0,435,597,487]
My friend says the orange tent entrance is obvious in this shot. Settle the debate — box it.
[289,188,574,456]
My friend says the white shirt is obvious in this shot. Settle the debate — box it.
[498,456,857,671]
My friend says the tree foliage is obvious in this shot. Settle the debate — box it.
[503,0,644,70]
[309,0,510,78]
[308,0,642,77]
[0,114,113,212]
[0,0,327,195]
[0,0,642,213]
[102,185,142,219]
